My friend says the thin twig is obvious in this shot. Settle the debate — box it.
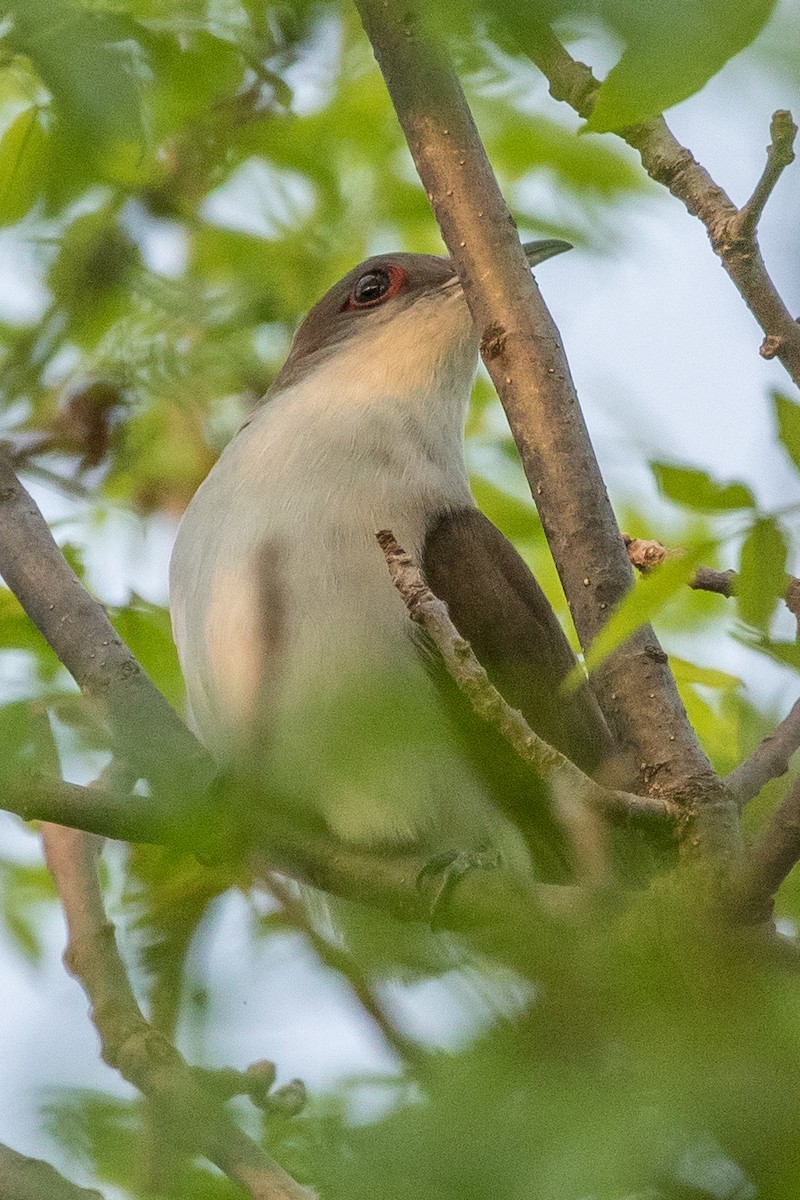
[726,700,800,806]
[624,534,800,624]
[731,110,798,241]
[524,27,800,389]
[264,873,423,1067]
[376,530,667,824]
[0,1142,105,1200]
[41,824,314,1200]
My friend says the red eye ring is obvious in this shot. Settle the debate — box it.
[342,264,408,311]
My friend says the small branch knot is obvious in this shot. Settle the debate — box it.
[760,333,784,360]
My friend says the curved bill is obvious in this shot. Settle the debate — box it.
[522,238,573,267]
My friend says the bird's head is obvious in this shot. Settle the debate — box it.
[270,239,571,401]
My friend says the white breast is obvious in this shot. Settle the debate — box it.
[169,324,475,756]
[166,305,529,853]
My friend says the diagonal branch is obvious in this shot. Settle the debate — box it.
[0,1143,104,1200]
[730,110,798,243]
[376,530,667,824]
[41,823,313,1200]
[354,0,727,829]
[0,453,215,804]
[524,27,800,388]
[736,776,800,923]
[726,699,800,806]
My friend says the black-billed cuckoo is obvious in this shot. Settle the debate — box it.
[170,241,612,876]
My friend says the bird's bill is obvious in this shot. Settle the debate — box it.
[522,238,573,266]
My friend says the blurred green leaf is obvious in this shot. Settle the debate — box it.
[737,516,787,630]
[670,656,743,690]
[481,0,775,132]
[7,0,144,143]
[0,104,47,225]
[0,859,55,963]
[651,461,755,512]
[773,389,800,474]
[586,0,777,132]
[470,476,541,543]
[580,546,704,677]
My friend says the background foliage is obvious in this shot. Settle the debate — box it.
[1,1,800,1197]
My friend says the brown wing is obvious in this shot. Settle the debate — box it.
[421,507,613,775]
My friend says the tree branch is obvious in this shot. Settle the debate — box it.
[730,110,798,243]
[0,453,215,803]
[624,534,800,630]
[376,530,667,824]
[736,776,800,922]
[524,28,800,388]
[4,770,575,940]
[41,823,314,1200]
[726,699,800,806]
[0,1143,104,1200]
[354,0,726,828]
[624,537,800,803]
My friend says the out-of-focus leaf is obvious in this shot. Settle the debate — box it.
[0,860,56,964]
[0,105,47,225]
[481,107,644,196]
[669,656,743,690]
[481,0,775,132]
[7,0,144,143]
[470,476,541,544]
[48,211,139,313]
[0,699,40,775]
[734,627,800,673]
[651,461,755,512]
[585,0,777,132]
[773,390,800,474]
[737,517,787,630]
[110,601,184,708]
[580,546,704,677]
[679,683,742,773]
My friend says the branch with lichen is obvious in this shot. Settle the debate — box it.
[41,822,313,1200]
[524,28,800,388]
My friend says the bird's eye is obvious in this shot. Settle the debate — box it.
[353,270,391,305]
[343,264,408,311]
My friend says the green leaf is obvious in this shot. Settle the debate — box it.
[0,105,47,225]
[579,546,704,678]
[737,517,788,630]
[773,390,800,474]
[585,0,777,132]
[669,656,743,690]
[734,629,800,673]
[470,477,542,544]
[651,462,755,512]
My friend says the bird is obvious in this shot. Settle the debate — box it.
[169,241,613,881]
